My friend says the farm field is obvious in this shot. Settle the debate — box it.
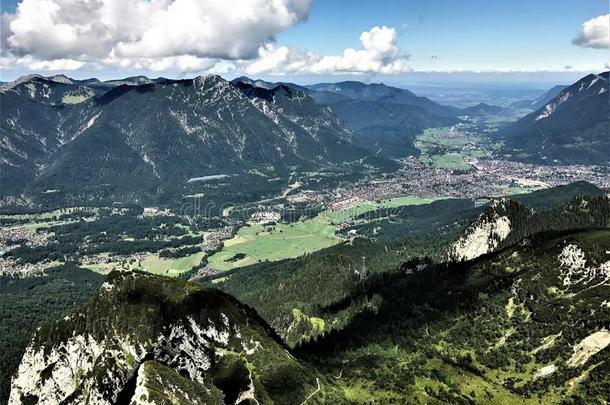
[323,195,443,224]
[414,126,491,171]
[207,195,443,271]
[495,184,547,195]
[82,251,206,277]
[428,154,472,171]
[207,215,340,271]
[140,251,206,277]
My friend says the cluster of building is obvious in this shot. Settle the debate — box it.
[0,258,49,277]
[287,156,610,208]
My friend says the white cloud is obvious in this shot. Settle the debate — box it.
[98,54,220,73]
[0,53,86,71]
[572,14,610,49]
[245,26,412,75]
[246,45,318,75]
[142,56,218,73]
[28,58,86,71]
[2,0,311,71]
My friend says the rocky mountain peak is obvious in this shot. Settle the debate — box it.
[448,195,610,262]
[9,271,319,405]
[48,74,74,84]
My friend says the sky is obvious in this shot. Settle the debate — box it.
[1,0,608,86]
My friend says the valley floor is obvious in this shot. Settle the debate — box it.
[1,125,609,279]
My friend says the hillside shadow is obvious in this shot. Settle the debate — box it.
[294,253,515,359]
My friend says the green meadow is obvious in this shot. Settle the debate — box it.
[207,195,442,272]
[207,215,340,271]
[322,195,442,224]
[414,127,488,171]
[82,251,205,277]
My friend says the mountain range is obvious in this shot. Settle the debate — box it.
[2,71,608,209]
[304,81,461,158]
[233,74,609,164]
[1,74,395,206]
[230,79,462,159]
[1,74,469,207]
[459,102,514,117]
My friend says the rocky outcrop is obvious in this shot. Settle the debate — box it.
[9,271,319,404]
[449,208,512,261]
[448,195,610,262]
[448,198,523,261]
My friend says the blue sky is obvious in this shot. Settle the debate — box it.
[1,0,608,85]
[277,0,608,71]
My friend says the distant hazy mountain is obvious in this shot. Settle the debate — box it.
[501,72,609,165]
[231,76,310,93]
[302,81,460,158]
[306,81,459,117]
[231,76,279,90]
[0,74,389,206]
[459,102,513,117]
[510,84,568,111]
[0,74,70,90]
[6,76,103,106]
[102,75,154,87]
